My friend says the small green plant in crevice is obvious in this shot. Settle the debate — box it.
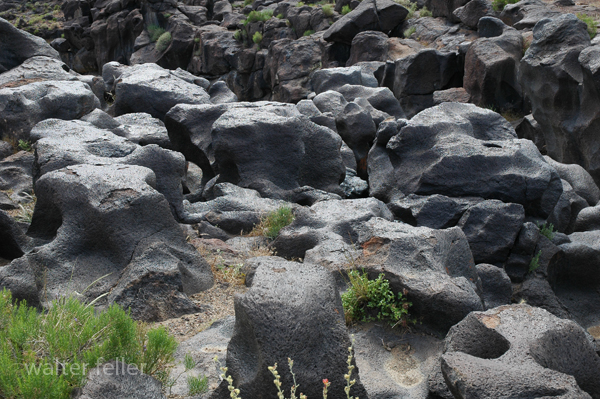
[297,1,305,6]
[322,4,333,17]
[539,222,555,240]
[246,9,274,23]
[147,24,166,42]
[419,6,431,17]
[249,206,294,239]
[244,0,253,5]
[155,31,172,52]
[0,289,178,399]
[165,354,209,396]
[277,13,285,18]
[234,29,243,41]
[268,359,307,399]
[492,0,517,12]
[403,26,416,38]
[214,357,241,399]
[341,4,351,14]
[17,139,32,152]
[303,29,315,36]
[252,31,263,48]
[577,13,597,39]
[341,270,413,327]
[529,250,542,273]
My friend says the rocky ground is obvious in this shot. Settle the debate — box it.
[3,0,600,398]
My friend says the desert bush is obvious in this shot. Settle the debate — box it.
[578,13,597,39]
[252,31,263,47]
[250,206,294,239]
[529,250,542,273]
[492,0,517,12]
[341,4,351,14]
[155,31,172,52]
[303,29,315,36]
[419,6,432,17]
[247,9,274,23]
[322,4,334,17]
[147,24,166,42]
[0,289,178,399]
[341,270,413,327]
[403,26,416,38]
[539,222,555,240]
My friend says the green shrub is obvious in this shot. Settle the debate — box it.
[147,24,166,42]
[341,270,413,327]
[578,13,597,39]
[17,139,32,152]
[492,0,517,12]
[246,9,274,23]
[539,222,555,240]
[252,31,263,46]
[233,29,242,41]
[303,29,315,36]
[297,1,305,6]
[419,6,431,17]
[0,289,178,398]
[529,250,542,273]
[244,0,253,5]
[403,26,416,38]
[277,13,284,18]
[250,206,294,239]
[341,4,351,14]
[322,4,333,16]
[155,31,172,52]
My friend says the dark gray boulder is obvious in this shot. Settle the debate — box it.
[113,113,172,149]
[464,18,523,111]
[392,49,462,117]
[476,264,512,309]
[212,259,367,399]
[311,66,378,94]
[387,194,483,229]
[544,156,600,207]
[323,0,408,44]
[424,0,470,20]
[335,101,377,165]
[519,14,600,184]
[505,221,540,282]
[0,164,213,319]
[211,108,345,199]
[112,63,211,120]
[75,361,166,399]
[367,103,563,219]
[453,0,495,29]
[0,141,12,160]
[165,102,300,188]
[546,179,589,234]
[336,84,406,119]
[0,56,77,87]
[208,81,238,104]
[31,119,201,223]
[0,80,99,142]
[0,17,60,71]
[500,0,561,30]
[457,200,525,265]
[574,205,600,232]
[442,304,600,398]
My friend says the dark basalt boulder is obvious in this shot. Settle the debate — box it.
[0,80,99,142]
[323,0,408,45]
[464,18,523,111]
[0,17,60,72]
[112,63,211,121]
[211,258,367,399]
[442,304,600,398]
[0,164,213,320]
[0,151,35,204]
[453,0,495,29]
[367,103,563,219]
[500,0,561,30]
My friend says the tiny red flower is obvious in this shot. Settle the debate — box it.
[323,379,329,385]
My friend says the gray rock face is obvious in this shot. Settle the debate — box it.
[547,179,588,234]
[0,141,12,161]
[211,108,345,199]
[0,164,213,320]
[311,66,378,94]
[323,0,408,44]
[425,0,470,20]
[0,80,99,142]
[336,84,406,119]
[464,19,523,111]
[0,151,34,204]
[113,113,172,149]
[76,361,166,399]
[0,17,60,71]
[476,264,512,309]
[213,259,367,399]
[574,204,600,232]
[112,63,211,120]
[393,49,462,117]
[368,103,563,219]
[544,156,600,207]
[0,56,77,87]
[165,102,300,188]
[442,304,600,398]
[387,194,482,229]
[31,119,200,223]
[519,14,600,185]
[457,200,525,265]
[208,80,238,104]
[453,0,495,29]
[500,0,560,29]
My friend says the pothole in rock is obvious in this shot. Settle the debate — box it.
[384,344,423,387]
